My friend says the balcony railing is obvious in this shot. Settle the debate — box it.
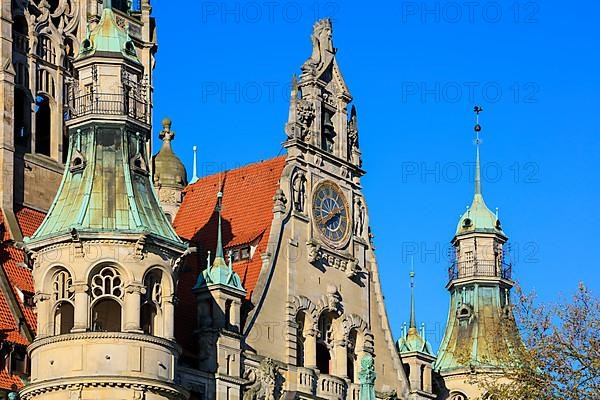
[448,259,512,282]
[296,367,317,395]
[317,374,347,400]
[68,92,149,124]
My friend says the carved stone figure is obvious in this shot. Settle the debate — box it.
[306,240,321,263]
[292,172,307,213]
[346,258,361,278]
[354,196,366,236]
[301,18,333,75]
[273,188,287,214]
[348,105,362,166]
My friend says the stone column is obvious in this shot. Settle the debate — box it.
[162,294,176,339]
[33,293,51,337]
[124,283,144,332]
[333,340,348,378]
[423,365,432,393]
[304,328,318,368]
[72,283,89,332]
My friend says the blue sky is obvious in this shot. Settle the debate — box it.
[151,1,599,348]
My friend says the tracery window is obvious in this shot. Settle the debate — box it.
[450,392,468,400]
[91,266,124,299]
[91,266,123,332]
[51,270,74,335]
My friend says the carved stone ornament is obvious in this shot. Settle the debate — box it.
[296,100,315,140]
[273,188,287,214]
[243,358,280,400]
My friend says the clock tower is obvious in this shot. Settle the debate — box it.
[241,18,409,398]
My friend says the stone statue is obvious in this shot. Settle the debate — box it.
[348,105,362,166]
[292,172,307,213]
[359,354,376,400]
[301,18,334,76]
[353,196,366,236]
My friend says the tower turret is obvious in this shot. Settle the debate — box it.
[20,4,188,399]
[193,191,246,396]
[153,118,188,222]
[397,264,436,400]
[434,107,521,400]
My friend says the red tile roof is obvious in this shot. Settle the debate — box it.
[0,206,46,391]
[173,156,286,355]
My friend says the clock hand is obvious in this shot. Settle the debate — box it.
[323,207,342,225]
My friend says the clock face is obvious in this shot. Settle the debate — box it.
[312,182,350,244]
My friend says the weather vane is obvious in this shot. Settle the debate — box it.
[473,105,483,144]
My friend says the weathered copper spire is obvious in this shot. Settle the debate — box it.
[409,259,416,329]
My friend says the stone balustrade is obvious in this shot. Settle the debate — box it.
[348,383,361,400]
[317,373,347,400]
[296,366,317,394]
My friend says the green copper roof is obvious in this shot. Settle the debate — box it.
[152,118,188,189]
[397,326,434,355]
[27,126,183,245]
[193,192,246,292]
[434,285,521,373]
[78,1,140,63]
[455,124,504,237]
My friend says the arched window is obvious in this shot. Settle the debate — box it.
[347,329,358,382]
[90,266,123,332]
[35,95,51,156]
[52,270,74,335]
[141,270,162,335]
[317,313,334,374]
[14,88,30,150]
[54,302,74,335]
[295,312,306,367]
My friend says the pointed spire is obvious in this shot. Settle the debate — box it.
[409,257,416,329]
[473,105,483,196]
[214,191,224,262]
[190,145,199,184]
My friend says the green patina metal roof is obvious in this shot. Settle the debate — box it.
[27,126,182,245]
[434,285,522,373]
[455,136,504,237]
[78,0,140,63]
[193,192,246,292]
